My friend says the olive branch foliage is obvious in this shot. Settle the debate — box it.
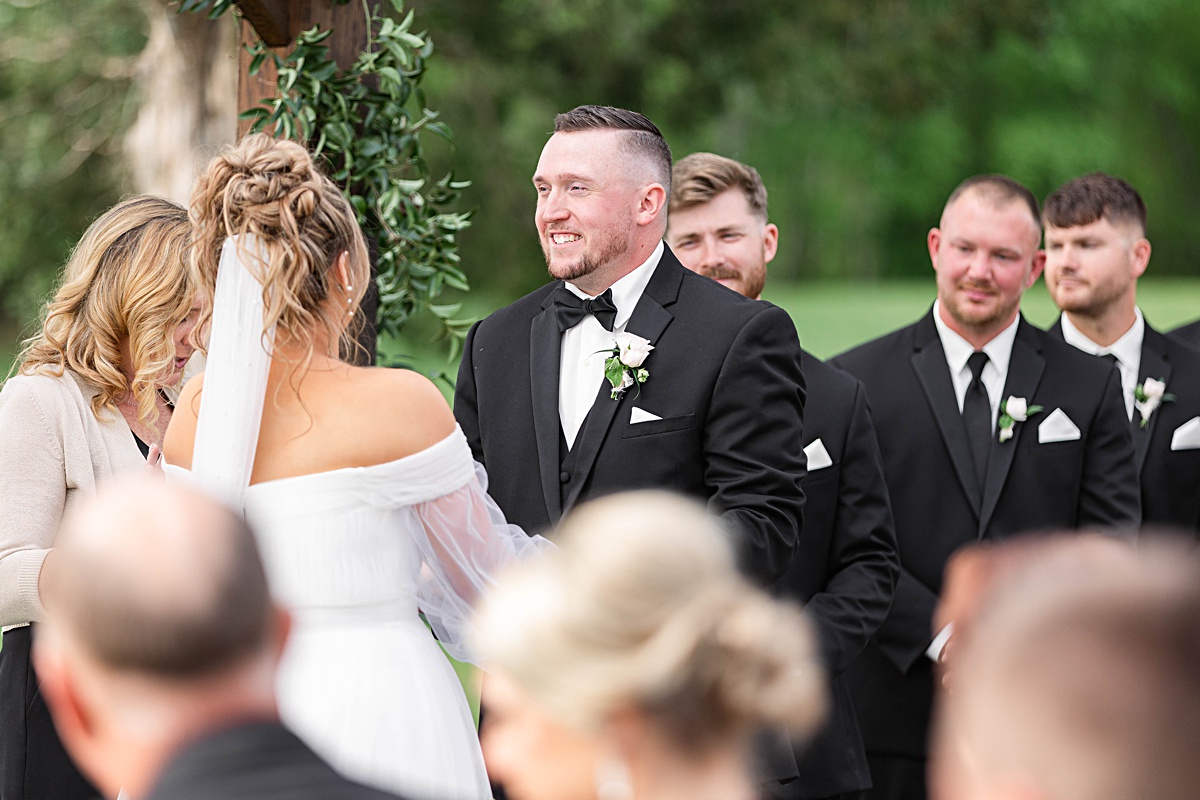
[179,0,473,359]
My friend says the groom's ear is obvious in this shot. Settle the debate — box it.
[635,183,668,228]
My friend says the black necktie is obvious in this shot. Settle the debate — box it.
[552,286,617,332]
[1098,353,1118,366]
[963,351,991,490]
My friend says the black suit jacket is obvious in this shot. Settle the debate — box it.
[454,245,807,584]
[1169,318,1200,350]
[145,721,406,800]
[831,310,1141,758]
[1051,318,1200,536]
[767,352,899,800]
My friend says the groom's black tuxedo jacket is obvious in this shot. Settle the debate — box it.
[1051,317,1200,536]
[145,721,407,800]
[454,245,807,584]
[767,352,899,800]
[830,310,1141,759]
[1170,318,1200,349]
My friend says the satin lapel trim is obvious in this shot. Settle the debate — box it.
[1135,335,1171,473]
[561,295,675,515]
[530,301,563,522]
[978,326,1044,535]
[911,332,983,514]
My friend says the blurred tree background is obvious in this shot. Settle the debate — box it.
[2,0,1198,348]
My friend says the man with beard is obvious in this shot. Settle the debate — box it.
[454,105,807,587]
[830,175,1140,800]
[667,152,900,800]
[1042,173,1200,535]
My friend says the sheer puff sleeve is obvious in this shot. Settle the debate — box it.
[409,436,552,664]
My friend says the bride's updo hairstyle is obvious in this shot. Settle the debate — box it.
[189,133,370,366]
[474,491,827,753]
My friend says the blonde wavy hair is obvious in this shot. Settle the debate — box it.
[188,134,370,372]
[473,492,828,753]
[18,196,195,425]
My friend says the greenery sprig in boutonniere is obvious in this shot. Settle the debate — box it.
[1134,378,1175,428]
[597,332,653,400]
[998,396,1043,442]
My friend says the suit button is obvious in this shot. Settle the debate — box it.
[560,471,570,483]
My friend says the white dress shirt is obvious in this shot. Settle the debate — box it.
[932,301,1020,432]
[558,241,664,448]
[1060,309,1144,421]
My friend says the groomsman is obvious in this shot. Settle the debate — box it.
[454,105,807,585]
[1042,173,1200,535]
[667,152,899,800]
[831,175,1141,800]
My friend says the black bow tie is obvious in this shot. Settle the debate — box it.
[552,286,618,332]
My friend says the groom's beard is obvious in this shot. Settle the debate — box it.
[542,220,631,284]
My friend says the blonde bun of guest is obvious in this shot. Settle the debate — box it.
[474,491,827,753]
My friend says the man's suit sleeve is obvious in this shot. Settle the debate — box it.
[1078,366,1141,528]
[706,304,806,584]
[805,381,900,676]
[453,321,485,464]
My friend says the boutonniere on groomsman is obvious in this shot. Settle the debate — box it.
[1133,377,1174,428]
[998,396,1043,442]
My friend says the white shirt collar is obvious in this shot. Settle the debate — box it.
[564,241,664,331]
[932,300,1020,378]
[1060,308,1144,371]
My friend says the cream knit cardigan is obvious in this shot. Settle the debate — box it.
[0,370,145,629]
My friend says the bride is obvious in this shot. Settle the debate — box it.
[164,133,539,800]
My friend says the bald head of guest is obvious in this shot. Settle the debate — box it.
[933,537,1200,800]
[33,478,289,799]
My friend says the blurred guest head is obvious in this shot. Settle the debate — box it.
[17,195,198,425]
[534,105,671,294]
[929,175,1045,348]
[1043,173,1151,332]
[33,477,288,799]
[473,491,826,800]
[189,133,371,367]
[666,153,778,300]
[932,536,1200,800]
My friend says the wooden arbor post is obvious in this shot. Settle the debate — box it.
[234,0,381,362]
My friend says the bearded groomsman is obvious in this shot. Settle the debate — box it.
[830,175,1141,800]
[454,106,807,585]
[667,152,899,800]
[1042,173,1200,535]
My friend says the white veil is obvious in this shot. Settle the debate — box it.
[190,236,274,509]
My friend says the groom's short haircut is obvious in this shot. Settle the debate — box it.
[937,536,1200,800]
[47,478,273,678]
[1042,172,1148,236]
[944,174,1041,232]
[670,153,769,223]
[554,105,672,191]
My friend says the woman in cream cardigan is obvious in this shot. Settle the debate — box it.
[0,195,198,800]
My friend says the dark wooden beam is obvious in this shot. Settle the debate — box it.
[234,0,290,46]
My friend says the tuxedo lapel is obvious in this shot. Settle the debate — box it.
[530,294,564,522]
[1135,328,1172,473]
[978,319,1045,535]
[909,312,983,514]
[561,252,682,515]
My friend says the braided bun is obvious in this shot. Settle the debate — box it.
[189,134,370,366]
[473,492,827,753]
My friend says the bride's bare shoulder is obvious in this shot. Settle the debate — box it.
[352,366,456,451]
[163,372,206,469]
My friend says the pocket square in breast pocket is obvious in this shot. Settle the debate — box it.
[1171,417,1200,451]
[1038,408,1081,443]
[630,407,662,424]
[804,438,833,471]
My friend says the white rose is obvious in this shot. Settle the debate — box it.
[999,425,1014,443]
[1142,378,1166,400]
[615,332,654,368]
[1005,396,1028,422]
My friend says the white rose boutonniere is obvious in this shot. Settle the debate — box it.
[1134,377,1175,428]
[998,396,1044,443]
[596,332,653,400]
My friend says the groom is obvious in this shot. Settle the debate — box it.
[454,105,807,584]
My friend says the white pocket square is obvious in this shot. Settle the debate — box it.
[1171,417,1200,451]
[804,438,833,471]
[629,407,662,424]
[1038,408,1081,443]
